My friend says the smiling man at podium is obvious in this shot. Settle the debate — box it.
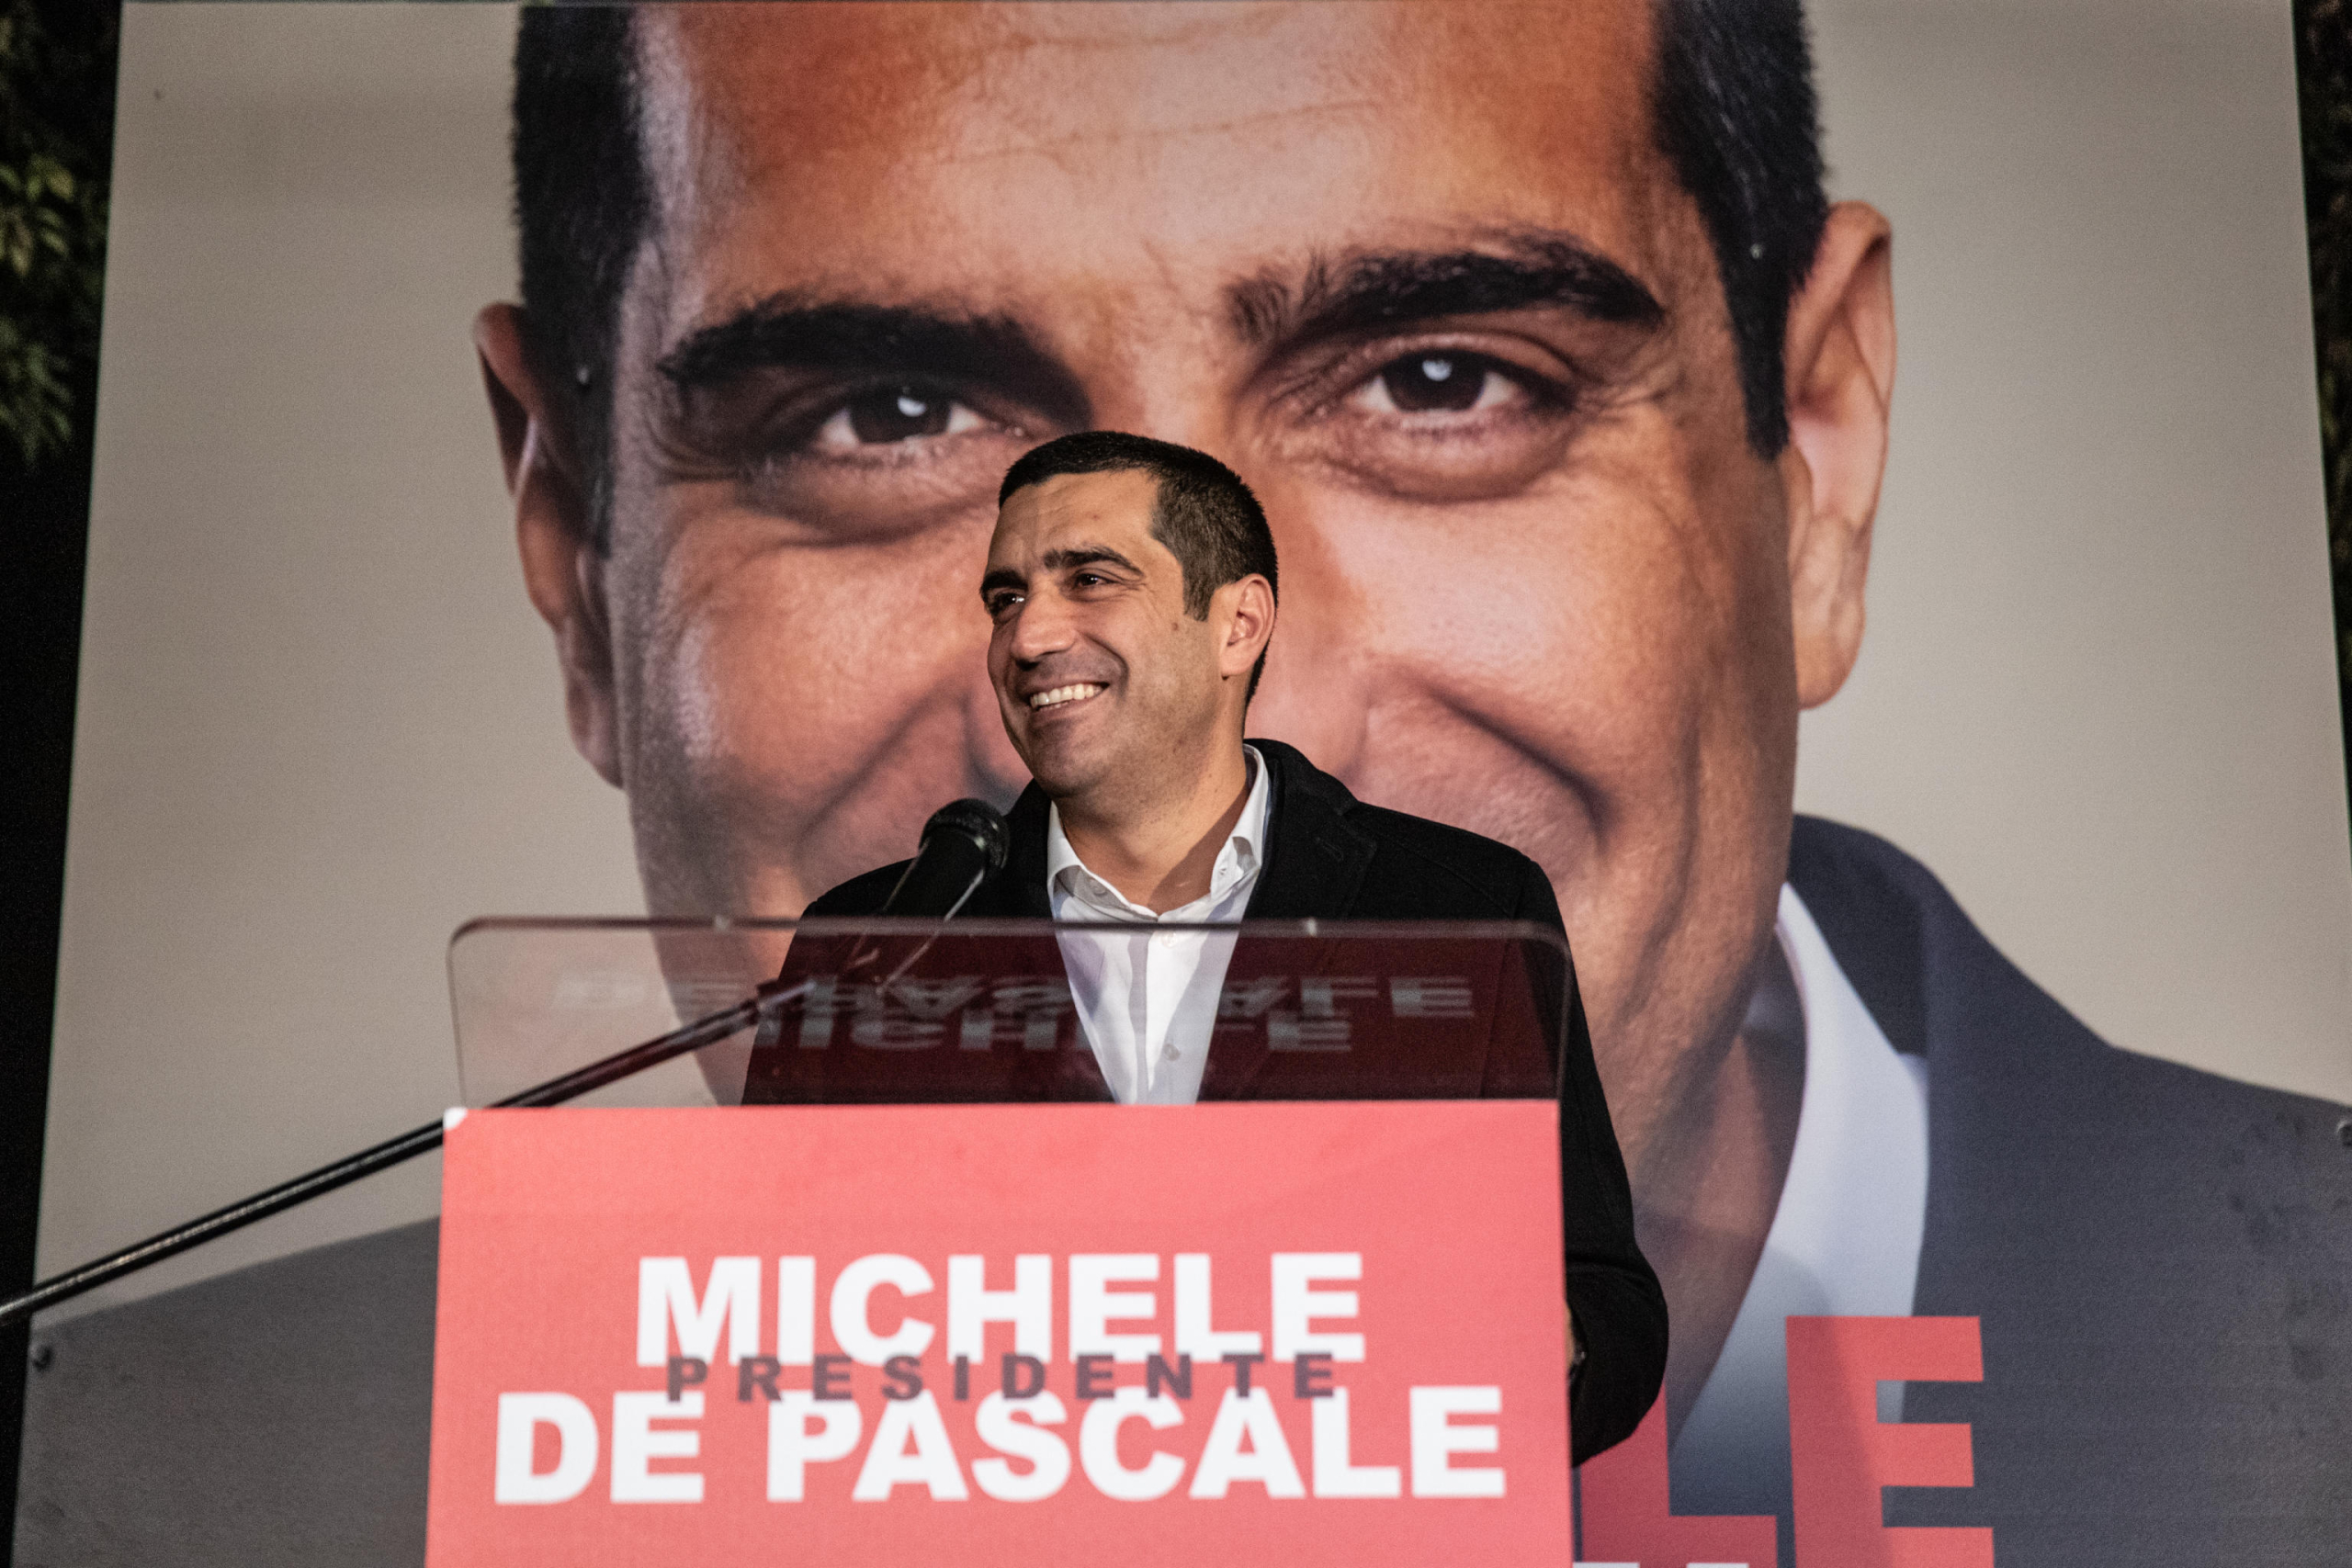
[795,430,1666,1460]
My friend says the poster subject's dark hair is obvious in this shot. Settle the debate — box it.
[511,0,1829,536]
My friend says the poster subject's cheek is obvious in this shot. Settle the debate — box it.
[620,504,1018,914]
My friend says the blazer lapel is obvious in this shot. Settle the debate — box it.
[1238,739,1376,921]
[1200,740,1375,1099]
[988,741,1373,922]
[978,784,1055,919]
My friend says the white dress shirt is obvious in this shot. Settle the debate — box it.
[1668,883,1931,1517]
[1046,746,1272,1104]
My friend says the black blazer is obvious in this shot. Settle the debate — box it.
[803,739,1668,1462]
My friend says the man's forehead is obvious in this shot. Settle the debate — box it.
[989,471,1167,569]
[634,2,1676,329]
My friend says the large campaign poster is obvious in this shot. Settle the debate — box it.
[19,2,2352,1564]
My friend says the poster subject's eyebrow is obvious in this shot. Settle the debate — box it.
[656,297,1089,417]
[1228,232,1667,344]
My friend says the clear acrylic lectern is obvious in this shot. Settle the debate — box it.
[447,917,1582,1111]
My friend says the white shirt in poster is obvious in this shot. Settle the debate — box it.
[1668,883,1932,1515]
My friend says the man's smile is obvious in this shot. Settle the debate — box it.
[1027,682,1108,711]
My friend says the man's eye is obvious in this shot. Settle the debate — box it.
[1352,353,1524,416]
[812,386,987,450]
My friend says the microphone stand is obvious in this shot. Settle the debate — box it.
[0,976,811,1331]
[0,798,1010,1332]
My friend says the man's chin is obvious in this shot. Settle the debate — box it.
[1021,760,1097,804]
[1010,734,1108,804]
[999,709,1086,789]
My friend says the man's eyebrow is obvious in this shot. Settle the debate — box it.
[1040,546,1143,576]
[976,547,1143,605]
[655,296,1089,420]
[978,567,1025,603]
[1227,232,1666,345]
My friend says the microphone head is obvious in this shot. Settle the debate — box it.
[922,797,1010,874]
[871,798,1011,919]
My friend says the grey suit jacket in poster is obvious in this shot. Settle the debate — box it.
[16,814,2351,1565]
[1788,817,2352,1562]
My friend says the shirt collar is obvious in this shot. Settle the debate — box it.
[1667,881,1931,1512]
[1046,745,1269,920]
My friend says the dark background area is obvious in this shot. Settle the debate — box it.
[2,0,114,1549]
[3,1,2350,1555]
[2301,0,2352,740]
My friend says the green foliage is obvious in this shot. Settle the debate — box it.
[0,0,111,471]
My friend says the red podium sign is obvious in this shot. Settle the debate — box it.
[424,1101,1571,1565]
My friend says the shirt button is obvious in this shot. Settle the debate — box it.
[1161,1044,1181,1062]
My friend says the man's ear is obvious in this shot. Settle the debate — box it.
[1216,573,1277,684]
[475,303,624,786]
[1779,201,1895,709]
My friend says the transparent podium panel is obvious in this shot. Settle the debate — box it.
[447,918,1577,1110]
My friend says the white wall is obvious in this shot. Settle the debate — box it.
[1801,0,2352,1101]
[40,4,641,1314]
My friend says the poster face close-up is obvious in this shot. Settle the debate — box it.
[18,2,2352,1564]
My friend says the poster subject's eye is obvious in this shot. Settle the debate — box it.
[1357,353,1526,416]
[815,385,988,449]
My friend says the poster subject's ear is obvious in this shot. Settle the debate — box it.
[474,303,624,787]
[1779,200,1895,710]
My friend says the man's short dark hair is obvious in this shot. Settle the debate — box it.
[511,0,1828,536]
[1001,432,1279,696]
[1000,430,1280,615]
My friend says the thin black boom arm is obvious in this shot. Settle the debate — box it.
[0,978,810,1331]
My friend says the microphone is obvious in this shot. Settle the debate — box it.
[876,798,1011,918]
[746,798,1011,1064]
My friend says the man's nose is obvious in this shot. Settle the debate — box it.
[1004,592,1079,665]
